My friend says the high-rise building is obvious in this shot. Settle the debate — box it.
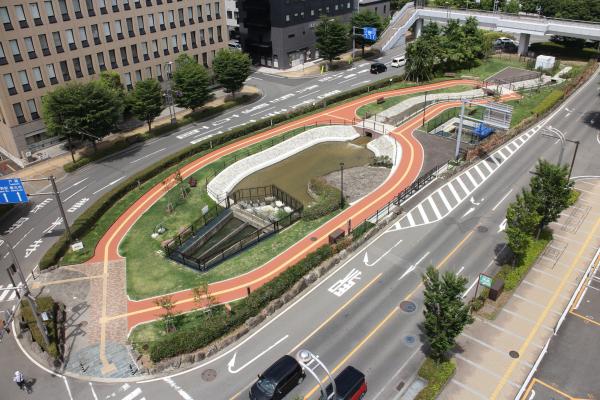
[238,0,357,70]
[0,0,228,167]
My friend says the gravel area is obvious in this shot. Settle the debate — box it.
[322,166,391,203]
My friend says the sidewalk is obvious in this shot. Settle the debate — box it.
[440,179,600,400]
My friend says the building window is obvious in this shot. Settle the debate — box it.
[124,72,132,90]
[103,22,112,41]
[187,6,193,24]
[52,31,64,52]
[73,57,83,77]
[15,5,29,28]
[32,66,45,87]
[13,103,26,124]
[92,24,101,43]
[196,5,202,21]
[181,32,187,50]
[27,99,40,120]
[131,43,138,63]
[97,51,106,70]
[208,27,214,43]
[227,10,232,19]
[158,11,165,29]
[171,34,178,52]
[39,34,50,55]
[0,43,8,64]
[72,0,82,17]
[178,8,184,26]
[134,0,141,9]
[108,49,117,68]
[161,37,169,55]
[156,64,162,81]
[126,17,134,36]
[58,0,69,20]
[46,63,58,84]
[217,26,222,42]
[123,0,129,10]
[141,41,149,60]
[111,0,118,12]
[59,60,70,81]
[9,40,22,62]
[137,15,145,34]
[285,14,290,22]
[348,2,351,9]
[151,39,159,57]
[120,46,128,65]
[44,1,56,23]
[190,30,197,48]
[148,13,155,32]
[98,0,106,14]
[214,2,220,18]
[205,3,211,20]
[200,28,205,45]
[1,7,13,30]
[24,37,37,59]
[85,0,94,16]
[66,29,76,50]
[115,19,123,39]
[30,3,43,25]
[79,26,88,47]
[84,54,94,74]
[135,69,142,81]
[202,52,207,68]
[19,70,31,92]
[145,66,151,78]
[4,73,17,95]
[168,10,175,28]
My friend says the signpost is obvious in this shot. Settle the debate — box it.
[474,273,493,301]
[363,27,377,41]
[0,178,29,204]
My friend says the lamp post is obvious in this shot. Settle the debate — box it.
[567,140,580,181]
[296,349,336,400]
[340,162,345,208]
[422,91,428,127]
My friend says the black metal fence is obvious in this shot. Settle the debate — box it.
[163,204,222,256]
[229,185,304,214]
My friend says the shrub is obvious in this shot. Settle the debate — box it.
[148,245,333,362]
[303,178,341,221]
[532,90,564,116]
[415,358,456,400]
[352,221,375,239]
[20,296,60,359]
[371,155,393,168]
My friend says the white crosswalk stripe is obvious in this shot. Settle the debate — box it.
[394,126,541,230]
[0,284,19,302]
[122,387,143,400]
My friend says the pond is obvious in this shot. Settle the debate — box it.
[233,138,375,205]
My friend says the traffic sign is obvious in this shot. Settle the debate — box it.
[479,274,493,288]
[363,27,377,41]
[0,178,29,204]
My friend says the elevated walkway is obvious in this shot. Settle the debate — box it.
[378,3,600,53]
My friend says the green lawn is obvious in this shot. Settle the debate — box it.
[457,56,527,80]
[508,84,566,127]
[356,85,476,118]
[415,358,456,400]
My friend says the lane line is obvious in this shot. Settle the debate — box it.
[164,377,194,400]
[13,227,34,248]
[62,377,74,400]
[492,189,513,212]
[129,147,168,164]
[63,185,89,202]
[89,382,99,400]
[0,285,13,301]
[122,387,143,400]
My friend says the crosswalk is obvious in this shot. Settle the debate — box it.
[396,127,539,229]
[0,283,21,303]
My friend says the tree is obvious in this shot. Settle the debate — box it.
[154,295,179,333]
[530,159,573,235]
[315,17,349,66]
[41,81,123,160]
[172,53,212,110]
[422,266,474,362]
[192,281,217,315]
[405,37,438,81]
[212,48,252,99]
[504,0,520,13]
[506,189,542,237]
[350,10,384,57]
[391,0,410,11]
[99,70,125,93]
[129,78,164,131]
[505,227,531,265]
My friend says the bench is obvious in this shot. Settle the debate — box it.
[377,97,385,104]
[328,228,346,244]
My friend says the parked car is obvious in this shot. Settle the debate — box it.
[229,40,242,50]
[370,62,387,74]
[325,366,367,400]
[249,355,305,400]
[493,37,518,53]
[391,56,406,68]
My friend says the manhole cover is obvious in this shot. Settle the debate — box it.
[399,301,417,313]
[509,350,519,359]
[477,226,489,233]
[404,335,417,346]
[201,369,217,381]
[310,237,317,242]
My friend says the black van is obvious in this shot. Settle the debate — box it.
[249,355,305,400]
[370,62,387,74]
[324,366,367,400]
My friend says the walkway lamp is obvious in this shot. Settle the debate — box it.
[296,349,336,400]
[340,162,345,208]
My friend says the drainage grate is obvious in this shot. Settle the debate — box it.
[477,225,489,233]
[509,350,519,359]
[399,301,417,313]
[201,369,217,381]
[396,381,405,391]
[404,335,417,346]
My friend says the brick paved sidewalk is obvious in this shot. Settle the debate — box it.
[440,179,600,400]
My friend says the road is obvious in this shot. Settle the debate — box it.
[0,48,406,304]
[1,63,599,400]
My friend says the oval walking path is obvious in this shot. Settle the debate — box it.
[90,80,518,334]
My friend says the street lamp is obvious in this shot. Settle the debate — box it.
[340,162,345,208]
[422,91,428,127]
[296,349,336,400]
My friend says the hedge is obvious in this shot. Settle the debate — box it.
[415,358,456,400]
[148,245,334,362]
[303,178,342,221]
[40,74,408,269]
[532,90,564,116]
[20,296,60,359]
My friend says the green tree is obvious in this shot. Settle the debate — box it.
[172,53,212,111]
[505,227,531,265]
[506,189,542,237]
[41,81,124,160]
[422,266,474,362]
[391,0,410,11]
[530,159,573,235]
[154,295,179,333]
[99,70,125,93]
[405,36,438,81]
[315,17,349,66]
[212,48,252,99]
[351,10,384,57]
[504,0,521,13]
[129,78,164,131]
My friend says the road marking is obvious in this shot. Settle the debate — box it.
[4,217,29,235]
[63,185,89,202]
[428,197,442,220]
[457,266,464,275]
[497,149,508,160]
[92,177,125,195]
[417,204,429,223]
[130,147,167,164]
[122,387,143,400]
[24,239,43,258]
[329,268,362,296]
[62,377,74,400]
[342,73,357,80]
[64,177,89,191]
[42,217,64,235]
[89,382,99,400]
[227,335,288,374]
[465,170,479,187]
[67,197,90,212]
[351,79,370,87]
[406,212,416,226]
[456,176,470,196]
[13,227,34,247]
[30,198,52,214]
[462,207,475,218]
[298,90,319,99]
[363,238,402,267]
[492,189,513,211]
[491,217,600,399]
[447,182,462,203]
[438,190,453,211]
[398,251,430,281]
[357,69,369,74]
[474,165,487,181]
[249,106,275,117]
[163,377,194,400]
[498,219,507,233]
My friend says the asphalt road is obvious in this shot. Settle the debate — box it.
[0,62,599,400]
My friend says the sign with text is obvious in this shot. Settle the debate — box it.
[363,27,377,41]
[0,178,28,204]
[479,274,493,288]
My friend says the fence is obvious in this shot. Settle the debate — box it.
[229,184,304,214]
[163,204,222,256]
[352,162,447,234]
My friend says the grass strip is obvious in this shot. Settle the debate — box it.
[415,358,456,400]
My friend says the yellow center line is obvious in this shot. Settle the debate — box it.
[492,217,600,399]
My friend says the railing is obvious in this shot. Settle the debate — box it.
[163,204,222,256]
[229,184,304,214]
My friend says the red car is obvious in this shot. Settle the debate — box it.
[325,366,367,400]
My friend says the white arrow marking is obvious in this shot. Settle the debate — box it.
[363,252,369,265]
[92,177,125,195]
[398,251,430,281]
[470,196,482,206]
[364,239,403,267]
[528,389,536,400]
[462,207,475,218]
[457,266,465,275]
[498,219,507,233]
[228,335,289,374]
[72,177,88,187]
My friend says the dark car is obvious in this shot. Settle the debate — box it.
[324,366,367,400]
[249,355,305,400]
[370,62,387,74]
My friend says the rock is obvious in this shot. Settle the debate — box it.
[275,200,284,208]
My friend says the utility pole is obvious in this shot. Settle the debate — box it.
[455,99,467,160]
[23,176,72,242]
[340,162,345,208]
[567,140,580,181]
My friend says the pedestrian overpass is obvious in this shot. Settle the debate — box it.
[376,2,600,55]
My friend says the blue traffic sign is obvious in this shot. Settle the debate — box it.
[0,178,29,204]
[363,27,377,41]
